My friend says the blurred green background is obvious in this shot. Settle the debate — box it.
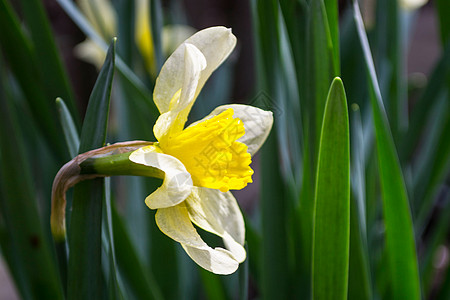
[0,0,449,299]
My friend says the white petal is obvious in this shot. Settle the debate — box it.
[190,104,274,155]
[185,187,246,262]
[153,43,206,141]
[129,146,193,209]
[156,205,240,274]
[154,26,237,114]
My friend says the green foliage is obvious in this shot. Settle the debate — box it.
[0,0,448,299]
[312,78,350,300]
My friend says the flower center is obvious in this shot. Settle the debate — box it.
[159,108,253,192]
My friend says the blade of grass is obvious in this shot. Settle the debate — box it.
[312,77,350,300]
[436,255,450,300]
[374,0,406,140]
[0,0,68,161]
[399,44,450,162]
[111,203,163,300]
[67,39,116,300]
[0,65,64,300]
[348,104,372,300]
[103,178,124,299]
[252,1,292,298]
[420,194,450,297]
[353,2,421,299]
[348,196,372,300]
[56,98,80,158]
[324,0,340,73]
[54,97,81,294]
[413,92,450,232]
[309,0,337,153]
[150,0,164,72]
[18,0,79,123]
[198,268,227,300]
[238,244,249,300]
[436,0,450,45]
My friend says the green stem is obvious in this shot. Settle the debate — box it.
[51,141,162,241]
[80,151,164,179]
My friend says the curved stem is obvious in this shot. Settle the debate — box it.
[51,141,160,241]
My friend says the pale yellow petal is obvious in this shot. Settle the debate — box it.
[129,145,193,209]
[162,25,196,57]
[78,0,117,39]
[135,0,156,75]
[153,43,206,141]
[154,26,237,114]
[189,104,274,155]
[399,0,428,10]
[74,39,106,69]
[185,187,246,262]
[156,204,240,274]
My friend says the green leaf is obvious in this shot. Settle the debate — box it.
[0,66,64,300]
[399,45,450,162]
[348,104,372,300]
[150,0,164,72]
[436,0,450,45]
[67,39,116,300]
[312,77,350,300]
[420,198,450,297]
[309,0,337,151]
[198,268,227,300]
[413,93,450,232]
[17,0,79,124]
[260,129,291,299]
[0,0,68,161]
[103,178,125,299]
[111,203,163,300]
[324,0,340,73]
[56,98,80,158]
[353,2,421,299]
[373,0,406,140]
[238,244,249,300]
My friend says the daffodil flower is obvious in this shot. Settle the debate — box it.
[51,26,273,275]
[127,27,273,274]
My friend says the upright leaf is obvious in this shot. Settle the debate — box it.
[111,204,163,300]
[0,66,64,300]
[353,2,421,299]
[436,0,450,45]
[312,78,350,300]
[67,39,116,300]
[324,0,340,73]
[0,0,68,161]
[18,0,79,122]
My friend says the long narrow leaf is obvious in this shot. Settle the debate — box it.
[18,0,78,123]
[67,39,116,299]
[0,67,64,300]
[0,0,68,161]
[112,204,163,300]
[436,0,450,45]
[353,2,421,299]
[56,98,80,158]
[324,0,340,73]
[348,104,372,300]
[312,77,350,300]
